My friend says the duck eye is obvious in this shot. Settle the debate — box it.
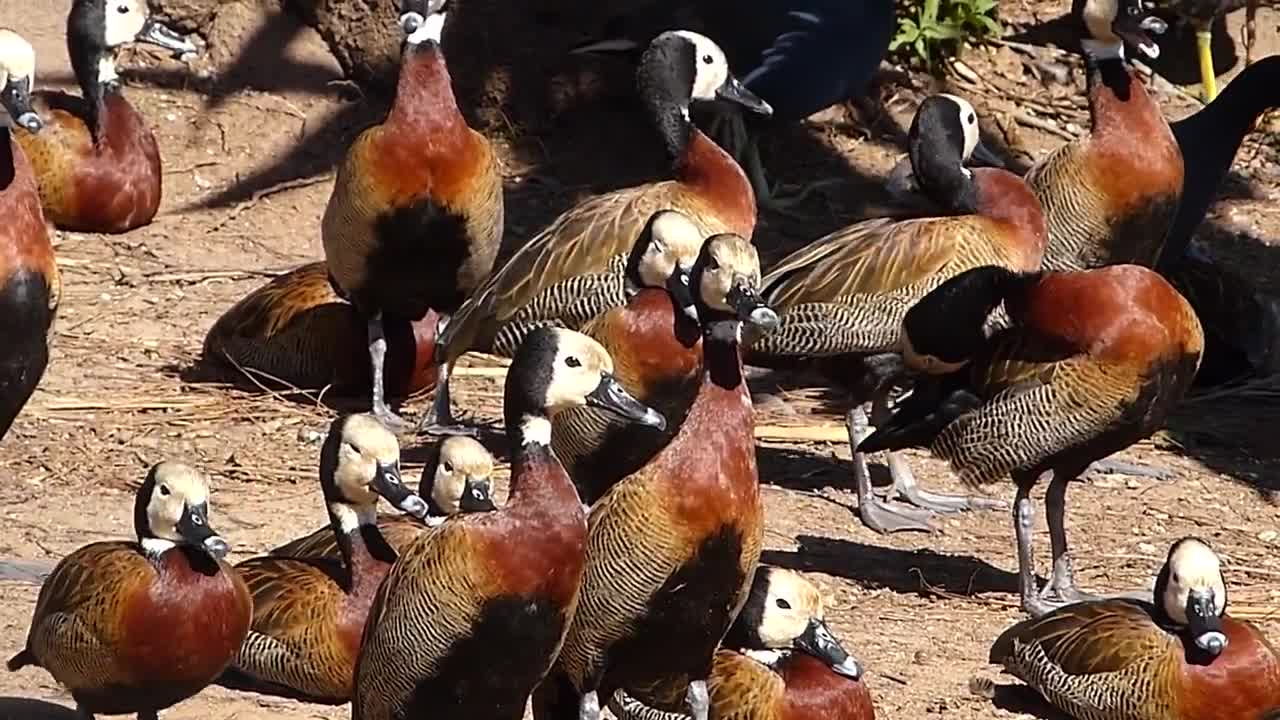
[775,598,791,609]
[117,4,130,13]
[565,356,581,368]
[190,513,204,525]
[443,462,454,473]
[159,485,170,496]
[967,113,976,125]
[702,54,713,65]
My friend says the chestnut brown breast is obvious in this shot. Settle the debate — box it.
[1175,617,1280,720]
[676,129,756,238]
[780,653,876,720]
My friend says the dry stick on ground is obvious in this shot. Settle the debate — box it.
[207,173,335,233]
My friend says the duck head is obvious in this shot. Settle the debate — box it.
[729,567,863,679]
[1077,0,1166,60]
[626,210,707,321]
[68,0,197,89]
[693,233,778,339]
[0,30,41,132]
[1157,536,1229,656]
[422,435,497,515]
[399,0,447,48]
[134,462,230,561]
[507,327,666,444]
[322,413,429,528]
[889,93,1003,208]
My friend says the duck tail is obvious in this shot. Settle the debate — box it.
[7,648,35,672]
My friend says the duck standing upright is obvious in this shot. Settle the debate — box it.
[353,327,665,720]
[323,0,503,429]
[15,0,195,233]
[0,30,58,443]
[859,264,1203,616]
[992,537,1280,720]
[429,29,771,433]
[535,235,777,720]
[7,462,252,720]
[750,94,1046,533]
[1026,0,1183,271]
[216,414,429,704]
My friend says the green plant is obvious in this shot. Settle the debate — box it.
[891,0,1003,69]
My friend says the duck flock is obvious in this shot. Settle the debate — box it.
[2,0,1279,718]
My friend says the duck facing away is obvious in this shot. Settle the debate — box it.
[750,94,1046,534]
[612,566,872,720]
[860,264,1203,616]
[1026,0,1183,271]
[7,462,251,720]
[427,28,771,434]
[15,0,195,233]
[322,0,503,430]
[0,31,58,443]
[535,234,777,720]
[202,261,440,397]
[270,434,496,559]
[353,327,664,720]
[992,537,1280,720]
[216,413,429,704]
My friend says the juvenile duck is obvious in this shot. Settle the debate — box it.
[270,435,496,559]
[216,413,428,704]
[8,462,251,720]
[16,0,196,233]
[992,537,1280,720]
[0,30,58,442]
[353,327,664,720]
[427,29,770,434]
[612,566,873,720]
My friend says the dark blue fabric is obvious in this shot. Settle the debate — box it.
[703,0,896,121]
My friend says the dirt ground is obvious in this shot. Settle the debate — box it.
[2,1,1279,719]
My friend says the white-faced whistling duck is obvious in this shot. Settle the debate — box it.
[0,30,58,443]
[270,435,495,560]
[7,462,251,720]
[548,209,712,504]
[322,0,503,431]
[534,235,778,720]
[1025,0,1183,271]
[991,537,1280,720]
[15,0,195,233]
[426,29,772,435]
[611,567,873,720]
[216,413,429,704]
[352,327,663,720]
[749,94,1046,534]
[859,264,1203,616]
[202,261,440,398]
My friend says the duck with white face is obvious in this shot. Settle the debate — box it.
[0,30,41,133]
[137,462,233,560]
[425,435,497,521]
[1158,537,1229,655]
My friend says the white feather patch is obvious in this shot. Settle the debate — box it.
[141,537,176,557]
[329,502,377,533]
[98,56,119,84]
[407,12,447,45]
[520,416,552,446]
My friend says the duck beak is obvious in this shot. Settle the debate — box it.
[727,282,780,332]
[1187,588,1228,656]
[460,476,497,512]
[0,76,41,133]
[137,18,199,58]
[666,267,699,321]
[177,503,229,560]
[796,618,863,680]
[569,37,641,55]
[715,75,772,116]
[1114,11,1167,60]
[587,374,666,430]
[969,140,1005,169]
[372,461,430,519]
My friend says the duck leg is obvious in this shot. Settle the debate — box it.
[367,313,406,431]
[1012,478,1056,618]
[686,680,710,720]
[1085,457,1173,481]
[847,407,936,533]
[416,315,485,437]
[705,108,837,215]
[1038,471,1098,606]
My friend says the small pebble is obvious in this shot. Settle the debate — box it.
[1259,530,1277,543]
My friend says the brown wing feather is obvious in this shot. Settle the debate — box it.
[992,600,1169,677]
[270,517,423,561]
[708,651,786,720]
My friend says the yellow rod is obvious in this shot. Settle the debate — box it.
[1197,28,1218,102]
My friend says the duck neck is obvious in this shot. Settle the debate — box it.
[1082,41,1143,123]
[645,86,694,163]
[0,128,14,191]
[328,501,397,590]
[970,168,1049,265]
[703,318,745,390]
[69,41,117,143]
[506,410,578,509]
[385,42,466,142]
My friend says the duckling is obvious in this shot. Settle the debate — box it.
[611,566,872,720]
[860,264,1203,616]
[7,462,251,720]
[353,327,664,720]
[216,413,429,704]
[535,235,777,720]
[0,31,58,443]
[1026,0,1183,272]
[428,29,771,434]
[15,0,195,233]
[270,435,496,560]
[750,94,1046,534]
[991,536,1280,720]
[202,261,440,397]
[322,0,503,430]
